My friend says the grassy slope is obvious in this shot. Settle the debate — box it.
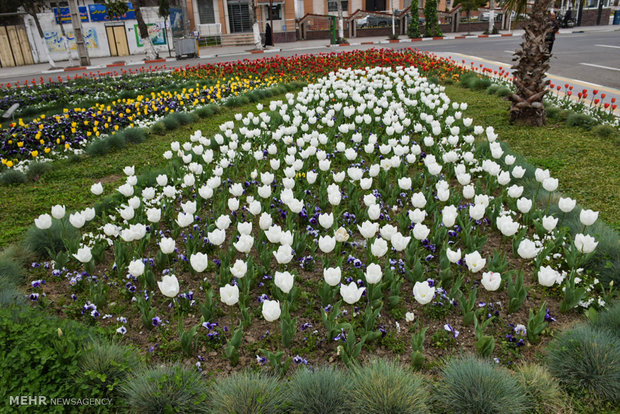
[445,84,620,231]
[1,85,618,248]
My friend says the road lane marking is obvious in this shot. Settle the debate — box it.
[438,52,620,94]
[580,62,620,72]
[595,44,620,49]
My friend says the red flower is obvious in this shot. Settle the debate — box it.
[594,99,600,104]
[593,90,598,95]
[604,103,610,109]
[567,91,572,96]
[601,93,606,99]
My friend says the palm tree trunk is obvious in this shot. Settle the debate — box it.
[508,0,553,126]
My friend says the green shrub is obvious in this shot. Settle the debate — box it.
[23,217,80,258]
[124,127,147,144]
[547,324,620,403]
[86,138,112,157]
[514,363,568,414]
[434,356,529,414]
[0,285,25,307]
[207,103,220,114]
[565,112,596,129]
[0,307,100,410]
[545,105,561,120]
[0,255,26,288]
[26,162,52,181]
[347,359,430,414]
[496,86,512,97]
[459,73,478,89]
[0,169,27,185]
[80,341,142,399]
[473,77,492,90]
[162,114,181,130]
[176,112,196,125]
[107,132,127,150]
[486,84,501,95]
[209,371,285,414]
[592,124,619,144]
[284,366,348,414]
[121,364,208,413]
[150,121,166,135]
[224,97,241,107]
[590,302,620,338]
[194,106,213,118]
[238,95,251,105]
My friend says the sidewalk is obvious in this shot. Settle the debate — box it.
[0,24,616,81]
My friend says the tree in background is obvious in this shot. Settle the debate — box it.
[336,0,345,42]
[105,0,129,20]
[423,0,442,37]
[133,0,159,59]
[504,0,554,125]
[460,0,486,35]
[408,8,421,38]
[157,0,172,57]
[20,0,56,67]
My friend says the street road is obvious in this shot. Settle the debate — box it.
[1,30,619,90]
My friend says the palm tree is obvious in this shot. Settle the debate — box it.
[503,0,554,126]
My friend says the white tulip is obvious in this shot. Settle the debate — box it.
[51,204,66,219]
[370,238,388,257]
[73,246,92,264]
[90,182,103,195]
[464,251,486,273]
[275,271,295,293]
[230,259,247,278]
[516,198,532,214]
[159,237,176,254]
[323,267,341,286]
[34,214,52,230]
[538,265,559,287]
[190,252,209,273]
[158,274,180,298]
[318,213,334,229]
[220,283,239,306]
[574,233,598,254]
[481,271,502,291]
[233,234,254,253]
[262,300,281,321]
[413,224,430,241]
[413,281,435,305]
[340,282,365,304]
[517,239,538,259]
[365,263,383,284]
[318,235,336,253]
[273,244,294,264]
[69,212,86,229]
[558,197,576,213]
[446,247,461,264]
[579,209,598,226]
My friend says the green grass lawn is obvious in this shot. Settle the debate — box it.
[445,84,620,232]
[0,84,618,248]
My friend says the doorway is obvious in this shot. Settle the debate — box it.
[106,24,129,56]
[227,0,252,33]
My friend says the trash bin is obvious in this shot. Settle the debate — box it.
[174,38,198,59]
[614,10,620,25]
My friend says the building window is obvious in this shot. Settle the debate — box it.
[585,0,609,7]
[198,0,216,24]
[328,0,349,12]
[264,4,282,20]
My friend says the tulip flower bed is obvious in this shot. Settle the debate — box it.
[25,66,614,376]
[0,72,179,114]
[174,48,465,84]
[0,77,278,171]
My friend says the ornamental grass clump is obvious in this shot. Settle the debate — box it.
[590,301,620,338]
[26,161,52,181]
[284,366,348,414]
[208,371,285,414]
[434,356,529,414]
[123,127,148,144]
[514,363,569,414]
[546,324,620,404]
[79,340,143,398]
[162,114,181,130]
[121,364,209,414]
[23,217,79,258]
[0,169,27,185]
[347,359,430,414]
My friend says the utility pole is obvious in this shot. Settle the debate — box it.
[68,0,90,66]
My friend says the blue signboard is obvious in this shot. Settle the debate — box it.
[88,2,136,22]
[169,8,183,38]
[54,7,89,24]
